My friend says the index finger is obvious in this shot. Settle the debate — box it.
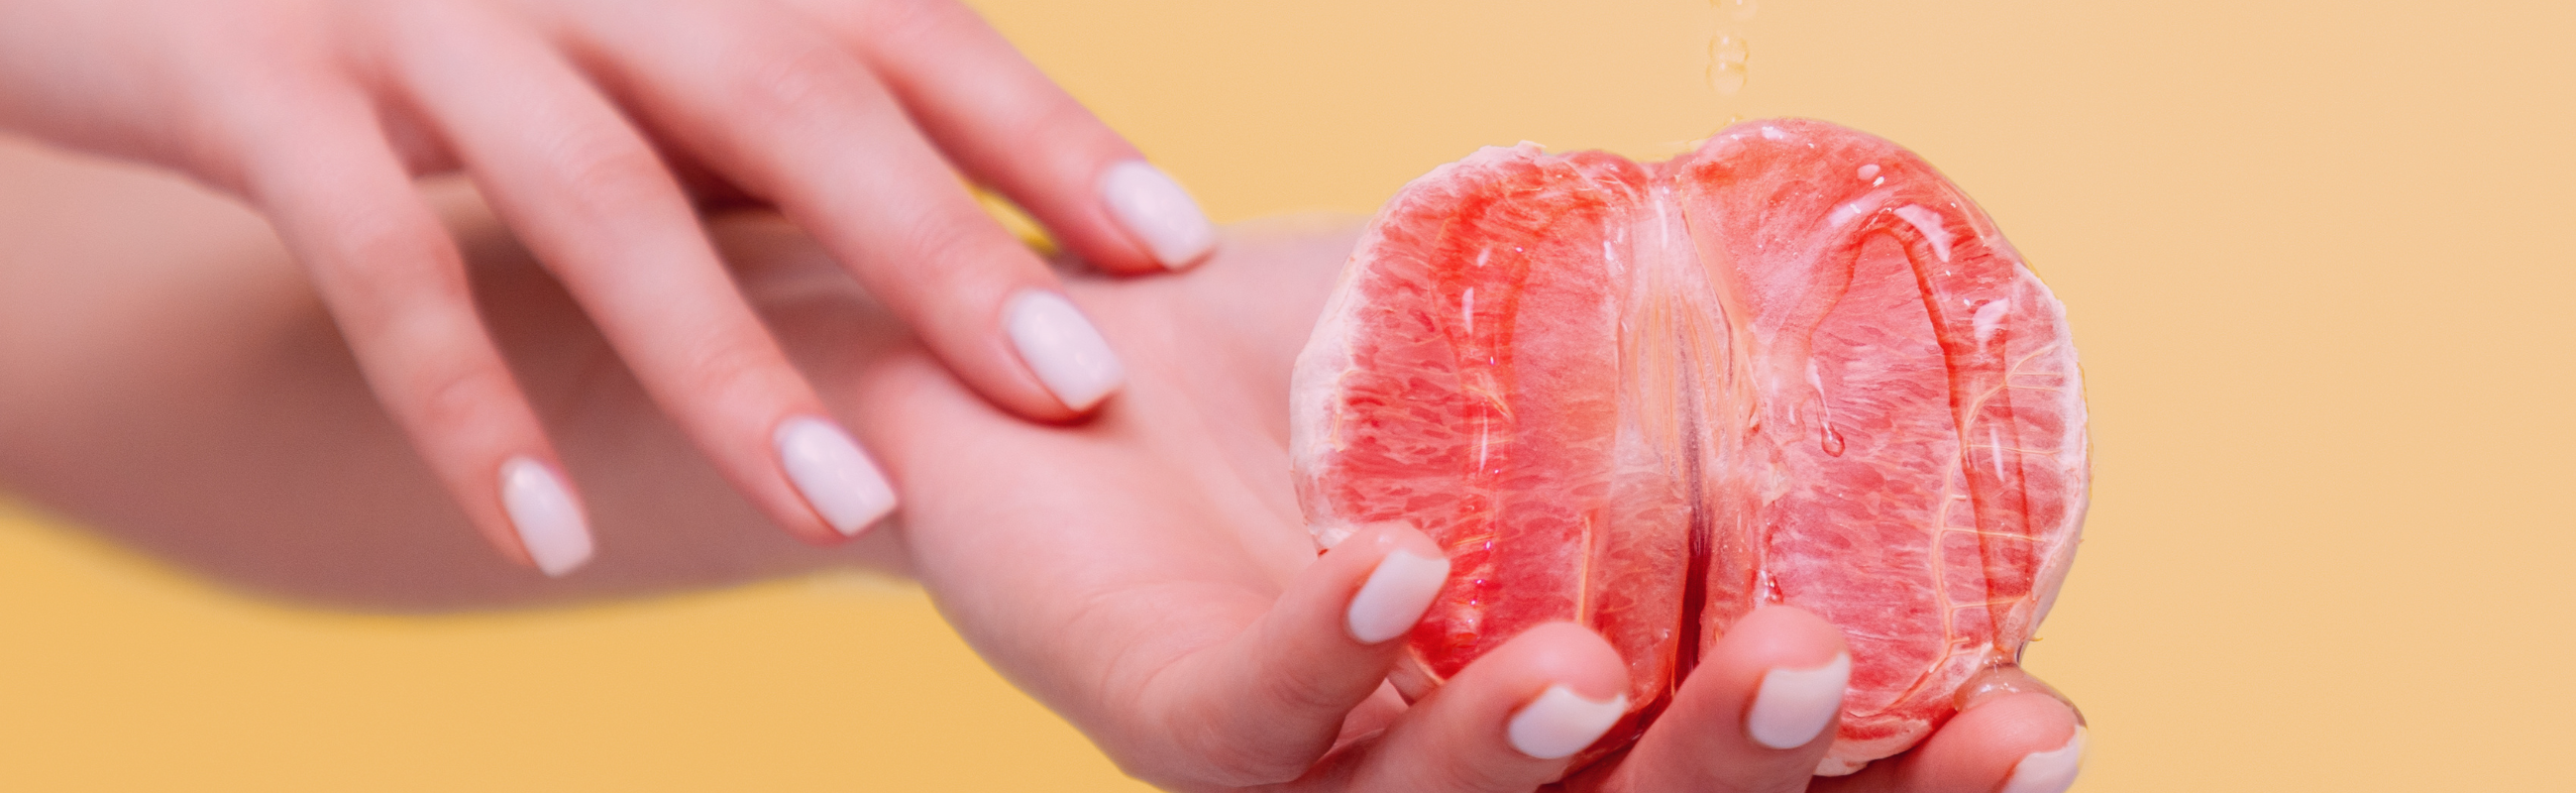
[798,0,1218,272]
[1810,667,2087,793]
[1587,606,1852,793]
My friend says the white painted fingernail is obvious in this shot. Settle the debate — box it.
[1999,726,2087,793]
[1748,652,1851,749]
[1345,548,1449,643]
[1006,290,1125,411]
[499,457,592,577]
[774,416,897,536]
[1100,160,1216,269]
[1507,685,1627,760]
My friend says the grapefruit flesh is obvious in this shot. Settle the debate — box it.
[1291,119,2087,774]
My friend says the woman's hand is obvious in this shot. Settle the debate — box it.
[847,219,2090,792]
[0,0,1214,576]
[0,136,2083,787]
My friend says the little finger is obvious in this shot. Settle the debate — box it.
[376,1,895,542]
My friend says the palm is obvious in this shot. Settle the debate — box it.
[833,219,2081,793]
[0,144,2077,788]
[837,218,1405,785]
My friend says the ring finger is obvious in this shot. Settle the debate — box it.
[544,0,1127,419]
[1318,623,1631,792]
[371,0,897,544]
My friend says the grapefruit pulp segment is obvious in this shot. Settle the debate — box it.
[1288,146,1684,721]
[1290,120,2087,775]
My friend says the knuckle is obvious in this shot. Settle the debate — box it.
[1426,765,1517,793]
[898,210,1019,278]
[1179,734,1308,787]
[318,209,468,316]
[729,41,875,133]
[1161,694,1316,785]
[335,212,455,278]
[676,329,797,419]
[543,132,673,219]
[411,358,519,440]
[1253,657,1348,729]
[1017,92,1111,156]
[987,91,1125,190]
[1124,656,1314,787]
[862,0,973,47]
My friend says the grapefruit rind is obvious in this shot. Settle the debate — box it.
[1290,120,2087,775]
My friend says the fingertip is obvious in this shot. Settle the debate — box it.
[773,415,899,538]
[1098,160,1217,271]
[1730,604,1854,668]
[1337,622,1632,789]
[1508,684,1629,761]
[1747,651,1850,750]
[1336,523,1449,645]
[1136,526,1429,785]
[1490,626,1629,762]
[2001,724,2087,793]
[1320,519,1445,566]
[1899,690,2085,793]
[1504,622,1633,705]
[1958,663,2087,726]
[1962,692,2083,764]
[1603,603,1851,791]
[1003,289,1125,412]
[1691,605,1853,751]
[498,456,594,577]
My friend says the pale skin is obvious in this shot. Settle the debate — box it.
[0,0,1213,576]
[0,138,2084,791]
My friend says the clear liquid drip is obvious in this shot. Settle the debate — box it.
[1712,0,1758,21]
[1708,35,1750,95]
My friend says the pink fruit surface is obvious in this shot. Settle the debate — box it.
[1290,119,2087,774]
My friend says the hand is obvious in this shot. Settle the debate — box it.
[846,219,2090,791]
[0,0,1215,576]
[0,143,2083,786]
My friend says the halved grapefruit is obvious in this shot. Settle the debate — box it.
[1291,119,2087,774]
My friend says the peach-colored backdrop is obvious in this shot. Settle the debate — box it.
[3,1,2568,789]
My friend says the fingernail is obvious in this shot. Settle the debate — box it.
[499,457,592,577]
[1006,290,1125,411]
[1507,685,1627,760]
[774,416,897,536]
[1999,726,2087,793]
[1344,548,1449,643]
[1100,160,1216,269]
[1747,652,1851,749]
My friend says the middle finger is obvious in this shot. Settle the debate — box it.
[373,0,896,542]
[541,0,1126,417]
[1324,623,1631,793]
[1589,606,1852,793]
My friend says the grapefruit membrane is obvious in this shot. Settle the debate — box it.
[1291,119,2086,774]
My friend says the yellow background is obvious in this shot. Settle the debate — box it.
[4,0,2570,790]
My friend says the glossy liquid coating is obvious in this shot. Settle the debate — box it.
[1292,119,2087,774]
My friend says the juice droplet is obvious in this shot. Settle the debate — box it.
[1708,35,1750,95]
[1721,0,1759,21]
[1820,422,1847,457]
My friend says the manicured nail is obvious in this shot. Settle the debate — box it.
[1747,652,1851,749]
[1345,548,1450,643]
[1507,685,1627,760]
[1100,160,1216,269]
[1006,290,1125,411]
[1999,726,2087,793]
[774,416,897,537]
[499,456,592,577]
